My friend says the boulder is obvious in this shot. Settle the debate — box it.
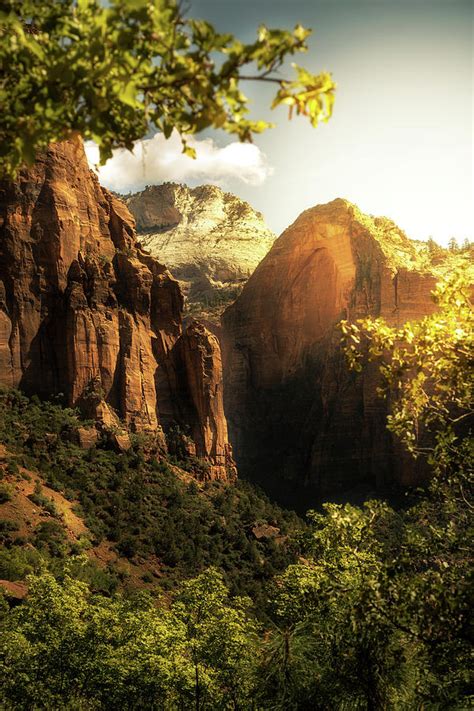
[75,427,99,450]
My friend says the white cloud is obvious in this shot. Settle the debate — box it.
[85,131,272,193]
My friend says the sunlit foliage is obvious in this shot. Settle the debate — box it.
[0,0,336,177]
[341,261,473,478]
[0,567,259,709]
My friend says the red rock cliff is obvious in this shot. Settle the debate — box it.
[222,199,448,504]
[0,138,234,480]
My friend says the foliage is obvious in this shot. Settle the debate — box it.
[0,0,336,177]
[184,283,245,322]
[173,568,259,709]
[260,492,472,709]
[447,236,473,253]
[0,568,260,710]
[28,482,60,518]
[341,262,473,477]
[1,489,471,711]
[0,546,44,581]
[0,483,13,504]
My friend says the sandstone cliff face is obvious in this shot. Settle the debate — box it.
[222,199,447,505]
[172,320,236,480]
[124,183,275,320]
[0,139,234,480]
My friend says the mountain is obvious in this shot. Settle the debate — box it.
[222,198,457,506]
[0,138,234,480]
[124,183,275,321]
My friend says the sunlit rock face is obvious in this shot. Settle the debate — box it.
[0,139,234,480]
[222,199,445,505]
[124,183,275,320]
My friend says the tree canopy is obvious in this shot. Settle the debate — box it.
[0,0,336,177]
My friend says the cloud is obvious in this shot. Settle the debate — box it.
[85,131,273,193]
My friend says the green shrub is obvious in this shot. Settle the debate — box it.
[0,519,20,545]
[0,483,13,503]
[0,546,44,580]
[33,520,68,557]
[6,461,19,476]
[28,492,60,518]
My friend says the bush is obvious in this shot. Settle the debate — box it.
[28,490,60,518]
[6,459,19,476]
[0,546,44,580]
[0,519,20,545]
[0,483,13,503]
[34,521,68,557]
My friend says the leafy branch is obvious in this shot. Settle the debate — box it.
[0,0,336,176]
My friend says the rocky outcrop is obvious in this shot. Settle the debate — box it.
[222,199,451,505]
[0,138,234,480]
[124,183,275,320]
[172,320,236,480]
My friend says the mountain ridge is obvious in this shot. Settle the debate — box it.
[124,182,275,321]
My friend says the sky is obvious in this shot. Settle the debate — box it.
[87,0,473,245]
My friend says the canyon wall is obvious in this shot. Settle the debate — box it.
[0,139,234,480]
[222,199,447,505]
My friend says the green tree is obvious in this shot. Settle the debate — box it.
[260,502,413,710]
[0,572,93,708]
[1,0,335,177]
[261,492,472,707]
[448,237,459,252]
[174,567,260,709]
[0,566,261,709]
[0,568,189,708]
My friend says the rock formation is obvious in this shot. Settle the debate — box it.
[124,183,275,320]
[222,198,452,505]
[0,138,234,480]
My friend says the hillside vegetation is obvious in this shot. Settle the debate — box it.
[0,390,302,607]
